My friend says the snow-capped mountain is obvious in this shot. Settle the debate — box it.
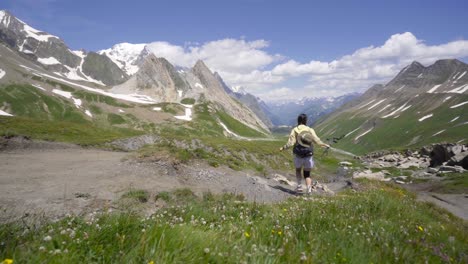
[315,59,468,154]
[0,10,128,86]
[265,94,360,126]
[97,43,146,76]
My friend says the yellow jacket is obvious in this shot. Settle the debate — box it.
[282,124,327,150]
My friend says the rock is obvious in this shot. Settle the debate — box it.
[439,165,465,173]
[447,152,468,169]
[352,170,387,181]
[462,155,468,170]
[427,167,438,174]
[394,176,408,181]
[272,174,294,186]
[430,144,455,167]
[420,146,433,157]
[339,161,353,166]
[337,166,350,177]
[395,180,406,184]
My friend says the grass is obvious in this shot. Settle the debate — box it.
[1,182,467,263]
[0,116,143,145]
[181,98,196,104]
[427,171,468,194]
[315,94,468,155]
[0,84,86,123]
[122,190,149,203]
[72,90,132,108]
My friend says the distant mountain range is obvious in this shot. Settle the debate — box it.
[265,94,361,126]
[315,59,468,154]
[0,10,269,132]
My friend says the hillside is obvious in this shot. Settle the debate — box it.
[315,59,468,154]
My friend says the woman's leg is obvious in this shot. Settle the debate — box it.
[295,168,303,189]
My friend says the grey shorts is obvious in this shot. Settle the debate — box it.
[294,155,314,169]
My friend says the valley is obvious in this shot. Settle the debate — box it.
[0,8,467,263]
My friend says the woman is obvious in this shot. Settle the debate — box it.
[280,114,330,194]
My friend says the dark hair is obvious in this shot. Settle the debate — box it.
[297,113,307,126]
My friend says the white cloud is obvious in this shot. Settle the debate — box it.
[265,32,468,98]
[145,38,281,87]
[145,32,468,100]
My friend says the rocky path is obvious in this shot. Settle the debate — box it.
[0,145,340,223]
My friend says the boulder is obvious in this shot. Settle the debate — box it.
[439,165,465,173]
[420,146,433,157]
[272,174,294,186]
[447,151,468,169]
[352,170,388,181]
[462,155,468,170]
[430,144,454,167]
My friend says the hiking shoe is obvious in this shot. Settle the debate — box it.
[307,185,313,194]
[295,185,304,193]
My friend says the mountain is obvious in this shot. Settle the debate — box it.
[0,10,127,86]
[214,72,273,128]
[265,93,360,126]
[97,43,146,75]
[0,10,270,136]
[315,59,468,154]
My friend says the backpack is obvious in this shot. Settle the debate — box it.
[293,130,314,157]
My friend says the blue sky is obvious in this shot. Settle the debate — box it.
[2,0,468,101]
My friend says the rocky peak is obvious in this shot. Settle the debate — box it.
[192,60,211,74]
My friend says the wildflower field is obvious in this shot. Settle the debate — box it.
[1,182,467,263]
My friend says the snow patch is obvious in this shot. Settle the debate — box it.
[85,110,93,117]
[357,99,376,109]
[417,73,423,78]
[118,109,125,113]
[450,101,468,109]
[152,107,162,111]
[174,105,192,121]
[455,71,466,81]
[32,84,46,91]
[344,127,361,138]
[0,68,5,79]
[177,90,182,97]
[432,130,445,137]
[22,23,58,42]
[0,109,13,116]
[427,84,441,93]
[367,99,386,110]
[394,85,405,93]
[355,128,373,141]
[450,116,459,123]
[52,89,72,99]
[443,96,452,102]
[382,102,410,118]
[447,84,468,94]
[218,121,251,140]
[195,83,204,89]
[377,104,392,113]
[38,57,60,65]
[20,65,157,104]
[52,89,81,108]
[418,114,433,122]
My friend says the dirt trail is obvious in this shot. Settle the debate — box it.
[1,145,339,223]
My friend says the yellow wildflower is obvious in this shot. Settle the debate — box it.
[148,261,154,264]
[418,226,424,232]
[2,259,13,264]
[278,231,282,236]
[244,231,250,238]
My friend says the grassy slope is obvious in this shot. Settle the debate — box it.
[316,94,468,155]
[1,182,467,263]
[0,84,142,145]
